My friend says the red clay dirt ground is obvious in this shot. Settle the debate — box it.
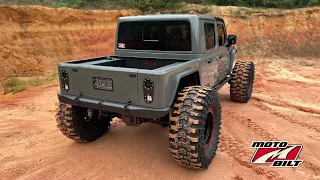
[0,57,319,180]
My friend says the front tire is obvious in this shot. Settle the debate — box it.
[56,103,111,142]
[169,86,222,169]
[230,61,255,103]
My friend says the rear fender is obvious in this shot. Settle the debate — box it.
[166,69,199,107]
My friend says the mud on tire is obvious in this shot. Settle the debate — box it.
[169,86,222,169]
[230,61,255,103]
[56,103,111,142]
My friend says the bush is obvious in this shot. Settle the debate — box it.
[1,72,58,94]
[2,76,27,94]
[308,0,320,6]
[120,0,182,10]
[204,0,319,9]
[0,0,319,10]
[48,0,87,8]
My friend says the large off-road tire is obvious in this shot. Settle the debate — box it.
[169,86,222,169]
[230,61,255,103]
[56,103,111,142]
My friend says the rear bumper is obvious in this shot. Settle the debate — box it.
[57,93,169,119]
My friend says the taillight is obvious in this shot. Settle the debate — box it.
[60,70,69,91]
[143,78,154,104]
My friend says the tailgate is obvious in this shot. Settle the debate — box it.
[71,66,139,105]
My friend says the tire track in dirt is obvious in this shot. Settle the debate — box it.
[265,78,320,89]
[251,99,320,133]
[252,97,320,116]
[226,103,320,176]
[219,132,284,180]
[233,175,244,180]
[303,163,320,176]
[228,114,278,140]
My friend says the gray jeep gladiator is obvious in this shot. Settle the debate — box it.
[56,14,255,169]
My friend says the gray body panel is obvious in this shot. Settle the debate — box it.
[58,58,200,109]
[57,14,236,118]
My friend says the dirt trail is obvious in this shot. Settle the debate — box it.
[0,57,320,180]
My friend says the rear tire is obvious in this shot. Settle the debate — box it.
[169,86,221,169]
[230,61,255,103]
[56,103,111,142]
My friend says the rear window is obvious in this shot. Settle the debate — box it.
[117,20,191,51]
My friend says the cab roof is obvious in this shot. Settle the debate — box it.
[119,14,224,22]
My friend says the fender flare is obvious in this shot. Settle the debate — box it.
[166,68,199,107]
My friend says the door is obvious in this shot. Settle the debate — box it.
[204,21,219,87]
[216,22,230,83]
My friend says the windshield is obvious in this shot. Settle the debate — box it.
[117,20,191,51]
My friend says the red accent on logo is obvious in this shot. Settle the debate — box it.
[251,145,302,163]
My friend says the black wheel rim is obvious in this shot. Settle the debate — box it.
[203,108,214,149]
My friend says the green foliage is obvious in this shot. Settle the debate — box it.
[2,75,27,94]
[2,72,58,94]
[0,0,319,11]
[120,0,182,10]
[49,0,87,8]
[28,76,43,86]
[308,0,320,6]
[1,0,89,8]
[204,0,320,8]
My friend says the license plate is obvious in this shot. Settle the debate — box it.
[93,77,113,91]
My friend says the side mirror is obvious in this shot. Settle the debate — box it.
[227,35,237,46]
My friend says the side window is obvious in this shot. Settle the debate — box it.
[217,24,226,46]
[205,23,215,50]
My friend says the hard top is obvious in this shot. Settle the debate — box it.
[119,14,224,22]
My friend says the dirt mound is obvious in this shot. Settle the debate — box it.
[0,5,319,77]
[0,5,139,77]
[171,4,320,58]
